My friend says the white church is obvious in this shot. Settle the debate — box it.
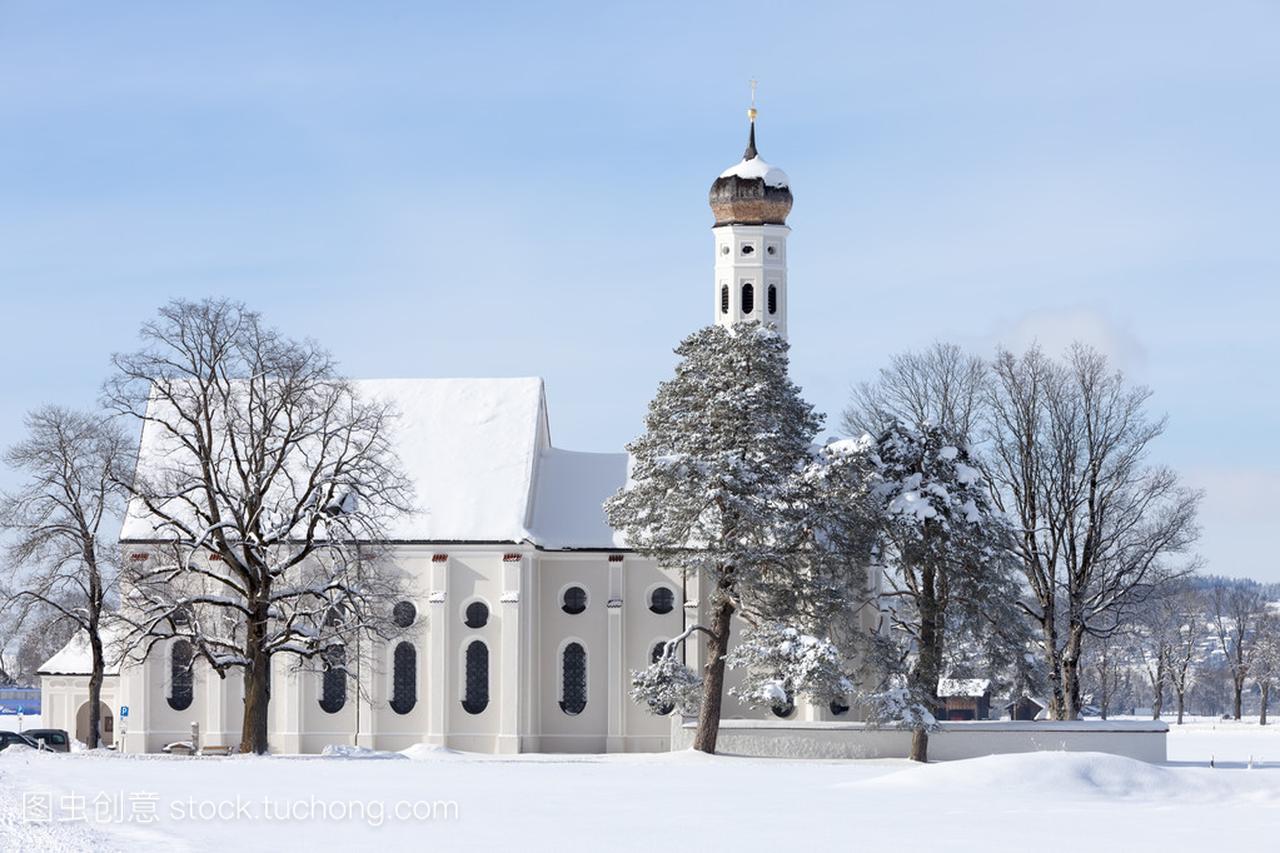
[38,110,878,754]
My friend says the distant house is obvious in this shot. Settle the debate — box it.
[938,679,991,721]
[1004,695,1049,721]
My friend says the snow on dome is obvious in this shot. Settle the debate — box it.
[719,156,789,188]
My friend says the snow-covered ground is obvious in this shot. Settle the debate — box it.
[1,719,1277,852]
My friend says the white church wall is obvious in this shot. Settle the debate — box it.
[536,554,610,752]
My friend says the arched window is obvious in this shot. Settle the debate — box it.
[560,643,587,715]
[319,646,346,714]
[392,601,416,629]
[720,285,729,315]
[463,641,489,714]
[464,601,489,629]
[168,640,193,711]
[648,586,674,615]
[771,692,795,718]
[741,283,754,315]
[561,586,587,615]
[390,642,416,715]
[767,284,777,315]
[649,642,674,716]
[829,699,850,716]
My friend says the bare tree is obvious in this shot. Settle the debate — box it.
[842,342,988,439]
[1166,588,1207,725]
[0,406,132,747]
[1209,579,1267,720]
[986,345,1202,720]
[1253,612,1280,726]
[104,299,414,754]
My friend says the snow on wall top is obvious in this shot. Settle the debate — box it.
[719,156,789,188]
[938,678,991,698]
[121,377,631,549]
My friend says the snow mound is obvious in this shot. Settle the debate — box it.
[320,744,407,760]
[853,752,1259,802]
[399,743,466,760]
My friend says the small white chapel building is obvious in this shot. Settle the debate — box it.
[39,111,877,754]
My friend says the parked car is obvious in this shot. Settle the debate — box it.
[0,731,39,752]
[22,729,70,752]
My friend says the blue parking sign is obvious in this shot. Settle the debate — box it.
[120,706,129,718]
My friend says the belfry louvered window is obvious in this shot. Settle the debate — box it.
[767,284,777,314]
[720,285,729,314]
[319,646,347,714]
[463,641,489,714]
[390,642,416,715]
[560,643,587,715]
[169,640,193,711]
[741,283,754,315]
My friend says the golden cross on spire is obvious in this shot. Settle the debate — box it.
[748,78,758,122]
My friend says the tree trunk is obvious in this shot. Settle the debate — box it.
[908,565,941,763]
[87,629,104,750]
[910,728,929,763]
[1060,626,1084,720]
[1233,676,1244,721]
[1152,653,1166,720]
[692,597,735,754]
[1040,611,1067,720]
[240,601,272,755]
[1176,690,1185,725]
[1261,683,1270,726]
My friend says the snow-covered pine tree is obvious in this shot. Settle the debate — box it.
[606,323,830,754]
[727,622,853,714]
[867,420,1014,761]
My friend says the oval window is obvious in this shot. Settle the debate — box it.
[649,587,675,615]
[562,586,587,615]
[392,601,416,628]
[464,601,489,629]
[772,693,795,718]
[741,244,755,255]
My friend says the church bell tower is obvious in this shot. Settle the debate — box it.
[708,91,793,338]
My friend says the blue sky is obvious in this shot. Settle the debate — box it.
[1,2,1277,579]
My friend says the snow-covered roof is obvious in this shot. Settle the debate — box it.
[37,628,125,676]
[528,448,629,549]
[938,678,991,698]
[719,156,789,188]
[121,377,631,549]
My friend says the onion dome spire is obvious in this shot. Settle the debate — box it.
[708,84,792,227]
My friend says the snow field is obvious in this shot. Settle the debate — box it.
[1,721,1277,852]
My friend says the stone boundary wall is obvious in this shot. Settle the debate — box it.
[672,718,1168,763]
